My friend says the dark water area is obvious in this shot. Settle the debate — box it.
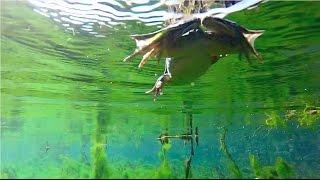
[1,0,320,179]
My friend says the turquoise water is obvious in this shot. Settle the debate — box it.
[1,0,320,179]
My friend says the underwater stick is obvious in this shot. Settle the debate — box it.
[220,128,242,178]
[185,156,192,179]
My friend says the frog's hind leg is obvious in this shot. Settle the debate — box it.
[145,58,173,99]
[138,42,162,68]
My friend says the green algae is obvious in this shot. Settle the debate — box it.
[264,103,320,129]
[297,104,320,127]
[285,104,320,128]
[91,105,110,179]
[154,142,175,179]
[249,155,293,179]
[265,112,287,128]
[59,155,91,179]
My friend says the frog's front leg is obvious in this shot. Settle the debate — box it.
[145,58,173,99]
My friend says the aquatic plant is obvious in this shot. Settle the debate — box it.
[297,104,320,127]
[264,112,286,127]
[154,143,175,179]
[285,104,320,128]
[92,141,109,179]
[59,155,91,178]
[91,109,110,179]
[262,103,320,129]
[249,154,293,179]
[0,166,17,179]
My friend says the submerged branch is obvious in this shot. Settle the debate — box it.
[219,128,242,178]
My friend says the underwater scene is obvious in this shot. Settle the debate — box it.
[1,0,320,179]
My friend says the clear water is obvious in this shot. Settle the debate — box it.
[1,0,320,179]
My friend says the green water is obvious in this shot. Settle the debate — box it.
[1,1,320,179]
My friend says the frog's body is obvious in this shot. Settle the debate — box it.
[123,17,264,98]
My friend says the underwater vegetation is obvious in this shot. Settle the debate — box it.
[218,127,295,179]
[249,155,293,179]
[154,143,175,179]
[1,167,17,179]
[263,104,320,128]
[92,109,110,179]
[265,112,286,128]
[0,153,294,179]
[2,100,316,179]
[287,104,320,127]
[59,155,91,179]
[1,99,317,179]
[92,141,109,179]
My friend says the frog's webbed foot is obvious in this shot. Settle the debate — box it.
[146,58,172,100]
[145,73,171,98]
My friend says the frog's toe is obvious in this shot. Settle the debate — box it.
[145,78,164,97]
[145,74,171,99]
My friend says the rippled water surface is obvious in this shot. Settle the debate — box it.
[1,0,320,179]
